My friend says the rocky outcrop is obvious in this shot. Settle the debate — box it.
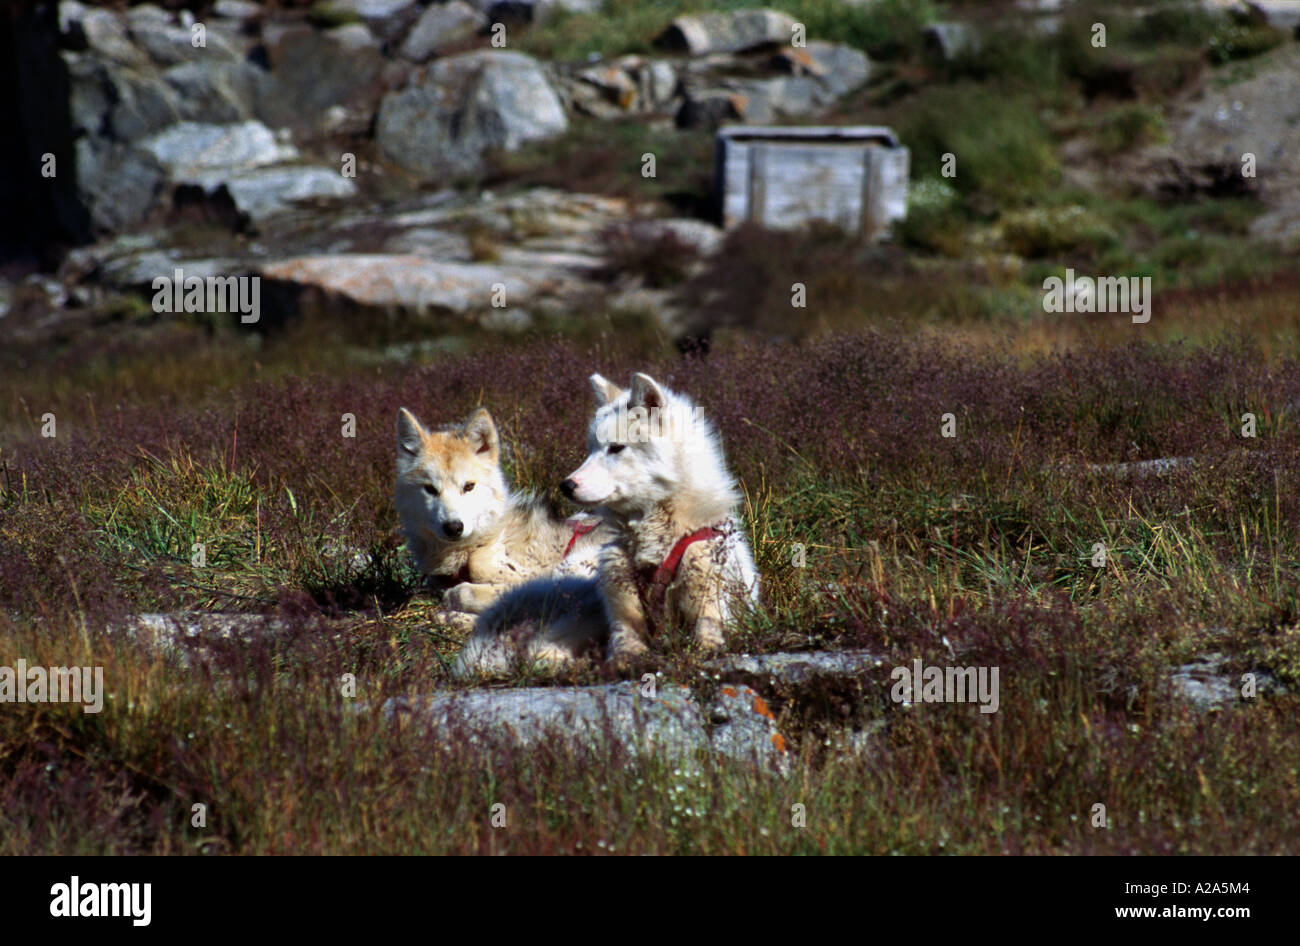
[675,42,870,128]
[376,50,568,180]
[1139,44,1300,243]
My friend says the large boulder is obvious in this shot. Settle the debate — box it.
[656,8,797,56]
[257,23,403,138]
[375,50,567,180]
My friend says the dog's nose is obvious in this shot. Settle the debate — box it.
[444,520,464,539]
[560,478,577,500]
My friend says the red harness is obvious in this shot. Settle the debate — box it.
[562,519,598,559]
[431,562,472,590]
[437,520,596,592]
[637,526,725,608]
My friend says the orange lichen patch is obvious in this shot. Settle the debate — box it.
[771,732,787,754]
[618,87,636,110]
[729,93,749,116]
[789,49,816,69]
[721,686,738,697]
[750,694,774,720]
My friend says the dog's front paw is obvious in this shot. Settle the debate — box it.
[606,627,650,669]
[444,581,489,614]
[694,617,725,652]
[432,608,476,635]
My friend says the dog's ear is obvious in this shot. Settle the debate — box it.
[397,408,425,456]
[589,373,623,405]
[629,373,666,413]
[463,407,499,458]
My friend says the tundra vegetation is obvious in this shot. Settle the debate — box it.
[1,0,1298,854]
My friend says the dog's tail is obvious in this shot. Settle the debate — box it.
[453,577,608,679]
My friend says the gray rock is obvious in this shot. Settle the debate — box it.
[1086,456,1195,477]
[213,0,263,21]
[129,20,242,66]
[63,52,112,136]
[656,8,797,56]
[124,4,172,29]
[316,0,421,42]
[708,649,887,687]
[106,65,186,141]
[400,0,486,61]
[58,0,90,36]
[79,8,148,66]
[257,23,398,137]
[74,138,164,232]
[120,612,294,645]
[646,60,679,107]
[138,121,297,179]
[164,60,264,124]
[677,42,869,128]
[376,50,567,179]
[1170,652,1286,709]
[188,165,358,225]
[377,681,787,767]
[772,41,871,98]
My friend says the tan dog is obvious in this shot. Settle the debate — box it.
[396,406,607,630]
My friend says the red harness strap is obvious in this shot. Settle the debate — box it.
[562,519,598,559]
[431,562,473,590]
[642,526,725,593]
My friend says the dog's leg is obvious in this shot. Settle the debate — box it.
[677,544,728,652]
[444,581,501,614]
[599,555,650,665]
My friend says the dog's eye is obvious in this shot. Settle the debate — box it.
[607,444,626,455]
[423,485,439,497]
[463,481,475,493]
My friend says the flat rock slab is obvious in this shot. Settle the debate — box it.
[260,254,565,315]
[709,649,886,687]
[116,612,295,646]
[378,681,788,767]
